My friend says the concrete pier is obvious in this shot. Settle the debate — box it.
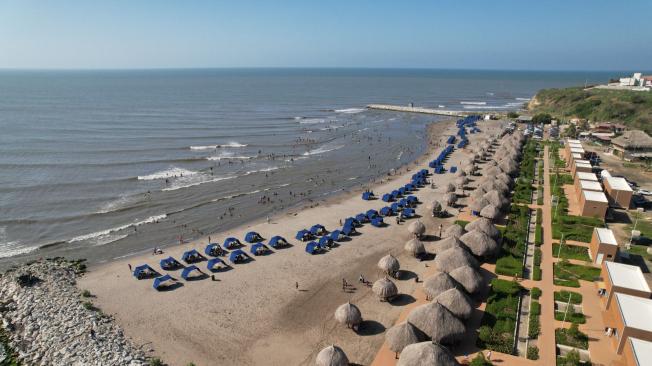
[366,104,466,117]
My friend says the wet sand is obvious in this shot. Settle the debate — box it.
[79,119,506,366]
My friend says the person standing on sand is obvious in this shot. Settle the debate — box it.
[295,282,299,290]
[439,224,443,238]
[128,264,132,272]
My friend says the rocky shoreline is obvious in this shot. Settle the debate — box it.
[0,259,148,366]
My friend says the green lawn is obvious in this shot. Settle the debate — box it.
[624,244,652,261]
[555,311,586,324]
[555,324,589,350]
[529,300,541,339]
[553,261,601,288]
[550,174,604,243]
[477,279,522,354]
[554,290,583,304]
[552,244,591,261]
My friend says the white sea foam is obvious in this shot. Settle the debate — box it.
[302,145,344,156]
[438,105,446,108]
[242,166,280,176]
[335,107,365,114]
[68,214,167,243]
[190,145,218,150]
[162,175,236,191]
[190,141,247,150]
[0,227,37,258]
[299,118,327,124]
[516,97,531,101]
[460,101,487,105]
[91,233,129,247]
[206,150,254,160]
[397,151,404,160]
[138,167,197,180]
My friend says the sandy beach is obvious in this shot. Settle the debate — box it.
[79,118,506,366]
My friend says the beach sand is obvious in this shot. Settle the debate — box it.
[79,119,506,366]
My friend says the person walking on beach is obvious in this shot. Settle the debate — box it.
[439,224,443,238]
[266,215,270,224]
[128,264,132,272]
[295,281,299,290]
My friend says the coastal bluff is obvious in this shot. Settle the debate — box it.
[367,104,465,117]
[0,259,147,365]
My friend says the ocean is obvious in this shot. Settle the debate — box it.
[0,68,614,266]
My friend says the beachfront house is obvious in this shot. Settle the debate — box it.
[589,227,619,265]
[600,261,651,310]
[611,130,652,161]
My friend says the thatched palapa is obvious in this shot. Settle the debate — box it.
[378,254,400,276]
[407,302,466,344]
[408,220,426,237]
[445,183,456,193]
[432,236,464,255]
[479,204,500,220]
[335,302,362,329]
[433,246,479,273]
[405,238,426,257]
[316,345,349,366]
[459,230,499,257]
[442,224,464,239]
[397,341,460,366]
[422,271,459,300]
[434,288,474,320]
[442,192,457,206]
[386,321,426,358]
[373,277,398,301]
[465,217,501,240]
[449,265,484,295]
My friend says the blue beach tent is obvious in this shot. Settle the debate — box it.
[361,191,374,200]
[160,256,182,270]
[366,209,379,219]
[380,206,392,216]
[250,243,268,256]
[407,195,418,204]
[182,249,205,264]
[318,236,333,248]
[371,217,384,227]
[355,213,369,223]
[204,243,222,257]
[133,264,157,280]
[341,225,356,236]
[382,193,392,202]
[207,258,227,271]
[245,231,262,243]
[310,224,327,236]
[419,169,429,176]
[305,241,320,254]
[295,229,313,241]
[391,190,401,198]
[405,183,416,191]
[329,230,342,242]
[401,208,415,219]
[398,187,407,195]
[268,235,288,248]
[398,198,408,208]
[223,237,241,249]
[344,217,357,228]
[152,274,174,290]
[229,249,249,263]
[181,265,201,280]
[449,166,457,173]
[390,202,401,212]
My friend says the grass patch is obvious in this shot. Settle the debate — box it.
[495,205,530,276]
[550,173,604,242]
[624,243,652,261]
[477,279,522,354]
[535,226,543,246]
[537,186,544,205]
[513,141,538,204]
[533,266,542,281]
[531,287,541,300]
[527,345,540,360]
[555,324,589,350]
[528,300,541,339]
[555,290,583,304]
[552,244,591,261]
[555,311,586,324]
[455,220,470,228]
[534,248,542,266]
[553,260,600,288]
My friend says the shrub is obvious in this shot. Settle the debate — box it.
[82,301,95,311]
[530,301,541,316]
[532,113,552,124]
[495,255,522,277]
[149,358,163,366]
[527,345,539,360]
[535,226,543,246]
[556,323,589,349]
[555,290,583,304]
[531,287,542,300]
[534,248,542,266]
[528,313,540,338]
[82,290,92,298]
[533,267,541,281]
[470,352,494,366]
[507,111,519,119]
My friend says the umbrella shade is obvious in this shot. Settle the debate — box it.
[442,224,464,239]
[468,198,490,213]
[407,220,426,236]
[316,345,349,366]
[407,302,466,344]
[465,217,501,239]
[432,236,465,255]
[445,183,456,193]
[433,247,479,273]
[431,200,443,212]
[335,302,362,327]
[434,288,474,320]
[396,341,460,366]
[496,172,512,186]
[372,277,399,301]
[449,265,484,295]
[442,193,457,206]
[480,204,500,220]
[378,254,400,275]
[483,190,509,209]
[386,322,426,355]
[422,271,459,300]
[459,230,499,257]
[405,238,426,257]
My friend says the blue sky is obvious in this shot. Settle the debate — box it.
[0,0,650,70]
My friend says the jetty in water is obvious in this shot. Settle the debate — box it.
[367,104,466,117]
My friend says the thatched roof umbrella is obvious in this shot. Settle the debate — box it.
[430,200,443,213]
[469,188,487,201]
[386,321,426,359]
[316,345,349,366]
[433,246,479,273]
[479,181,509,195]
[422,271,459,300]
[405,238,426,257]
[449,265,484,295]
[496,172,512,186]
[455,176,468,188]
[397,341,459,366]
[468,198,489,213]
[499,160,518,175]
[378,254,400,276]
[445,183,456,193]
[432,236,464,255]
[373,277,398,301]
[463,166,474,176]
[479,204,500,220]
[459,230,499,257]
[408,220,426,238]
[484,165,502,178]
[335,302,362,329]
[465,217,501,240]
[407,302,466,344]
[442,193,457,206]
[483,190,509,209]
[442,224,464,239]
[434,288,474,320]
